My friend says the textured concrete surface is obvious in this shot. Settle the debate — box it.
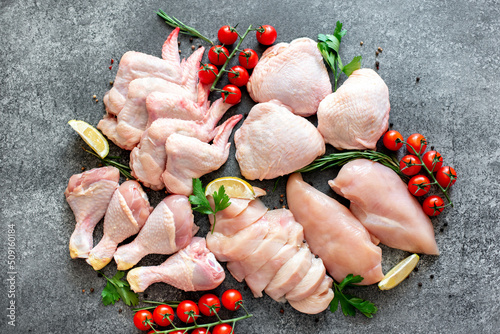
[1,0,499,333]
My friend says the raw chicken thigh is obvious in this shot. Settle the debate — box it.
[114,195,198,270]
[65,167,120,259]
[247,38,332,116]
[287,173,384,285]
[234,100,325,180]
[127,237,225,293]
[329,159,439,255]
[87,181,153,270]
[317,68,390,150]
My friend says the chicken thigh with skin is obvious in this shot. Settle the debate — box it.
[65,167,120,259]
[317,68,390,150]
[234,100,325,180]
[247,37,332,116]
[87,181,153,270]
[329,159,439,255]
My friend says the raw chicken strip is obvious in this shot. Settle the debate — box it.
[234,100,325,180]
[127,237,225,293]
[287,173,384,285]
[130,98,232,190]
[87,181,152,270]
[114,195,197,270]
[65,167,120,259]
[288,276,334,315]
[247,37,332,116]
[317,68,390,150]
[329,159,439,255]
[162,114,243,195]
[285,256,326,302]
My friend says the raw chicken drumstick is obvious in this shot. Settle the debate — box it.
[87,181,153,270]
[286,173,384,285]
[317,68,390,150]
[127,237,225,293]
[329,159,439,255]
[65,166,120,259]
[113,195,198,270]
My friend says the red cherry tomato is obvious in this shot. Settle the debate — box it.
[152,304,175,327]
[256,25,277,45]
[176,300,200,323]
[399,155,422,176]
[422,150,443,172]
[218,25,238,45]
[406,133,427,155]
[213,324,233,334]
[436,166,457,189]
[383,130,404,151]
[198,63,219,85]
[408,175,431,197]
[192,329,210,334]
[133,310,154,331]
[221,289,243,311]
[228,65,250,87]
[422,195,445,216]
[169,331,185,334]
[221,85,242,104]
[238,48,259,69]
[198,294,221,316]
[208,45,229,66]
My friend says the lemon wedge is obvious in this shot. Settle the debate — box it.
[68,120,109,159]
[378,253,420,290]
[205,177,255,200]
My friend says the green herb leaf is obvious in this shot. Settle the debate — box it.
[100,271,139,307]
[101,281,121,306]
[342,56,362,77]
[330,275,377,318]
[157,9,214,45]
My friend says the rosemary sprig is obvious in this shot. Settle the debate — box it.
[83,147,134,180]
[157,9,214,45]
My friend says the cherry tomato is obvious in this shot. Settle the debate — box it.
[221,84,242,104]
[208,45,229,66]
[383,130,404,151]
[192,329,210,334]
[213,324,233,334]
[198,294,221,316]
[218,25,238,45]
[399,155,422,176]
[176,300,200,323]
[198,63,219,85]
[238,48,259,69]
[436,166,457,189]
[168,331,185,334]
[152,304,175,327]
[406,133,427,155]
[221,289,243,311]
[256,25,277,45]
[408,175,431,197]
[422,195,445,216]
[422,150,443,172]
[133,310,154,331]
[228,65,250,87]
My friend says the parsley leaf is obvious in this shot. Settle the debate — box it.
[330,274,378,318]
[100,271,139,307]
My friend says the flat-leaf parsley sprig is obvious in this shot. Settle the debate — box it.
[100,270,139,306]
[330,274,378,318]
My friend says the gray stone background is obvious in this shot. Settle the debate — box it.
[1,0,499,333]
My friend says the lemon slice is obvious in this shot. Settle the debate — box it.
[378,253,420,290]
[205,177,255,200]
[68,120,109,159]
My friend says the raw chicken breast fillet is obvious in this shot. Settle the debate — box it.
[329,159,439,255]
[317,68,390,150]
[234,100,325,180]
[247,37,332,116]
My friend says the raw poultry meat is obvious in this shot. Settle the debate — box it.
[130,98,232,190]
[87,181,152,270]
[146,90,210,125]
[286,173,384,285]
[329,159,439,255]
[65,166,120,259]
[127,237,225,293]
[162,114,243,195]
[113,195,197,270]
[288,276,334,315]
[317,68,390,150]
[247,37,332,116]
[234,100,325,180]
